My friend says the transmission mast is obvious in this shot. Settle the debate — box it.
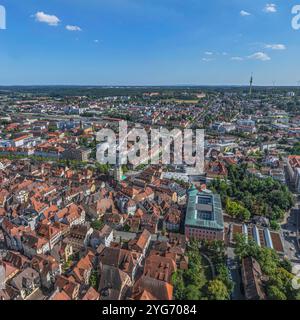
[249,73,253,96]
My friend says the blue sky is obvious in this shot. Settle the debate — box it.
[0,0,299,85]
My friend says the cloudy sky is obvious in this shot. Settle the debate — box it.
[0,0,299,85]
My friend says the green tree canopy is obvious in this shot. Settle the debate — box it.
[207,279,229,300]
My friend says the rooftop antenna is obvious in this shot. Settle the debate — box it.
[249,73,253,96]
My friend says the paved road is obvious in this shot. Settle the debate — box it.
[227,247,244,300]
[200,252,216,278]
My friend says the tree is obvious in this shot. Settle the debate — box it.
[95,163,111,174]
[62,257,73,272]
[279,259,292,273]
[267,267,294,299]
[207,279,229,300]
[225,198,251,221]
[123,224,131,232]
[209,164,294,222]
[270,220,280,231]
[172,270,186,300]
[217,264,234,293]
[122,165,129,174]
[89,270,98,289]
[234,233,298,300]
[79,137,88,146]
[267,285,287,300]
[234,233,258,259]
[257,247,279,276]
[91,219,104,230]
[172,241,207,300]
[185,285,202,300]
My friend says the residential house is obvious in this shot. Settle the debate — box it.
[22,233,50,258]
[98,247,142,282]
[163,206,182,232]
[90,224,113,249]
[54,275,80,300]
[63,224,93,253]
[31,254,61,290]
[128,229,151,258]
[71,250,95,285]
[143,253,177,284]
[9,267,40,300]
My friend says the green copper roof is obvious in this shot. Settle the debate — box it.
[188,184,198,193]
[185,189,224,231]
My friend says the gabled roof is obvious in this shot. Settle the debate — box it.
[132,275,173,300]
[143,253,176,283]
[81,287,100,300]
[99,247,141,276]
[50,290,71,301]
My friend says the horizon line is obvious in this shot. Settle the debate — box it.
[0,84,300,88]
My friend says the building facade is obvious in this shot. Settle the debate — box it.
[184,187,224,241]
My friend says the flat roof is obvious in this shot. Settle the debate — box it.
[185,188,224,230]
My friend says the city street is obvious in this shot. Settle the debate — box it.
[227,247,244,300]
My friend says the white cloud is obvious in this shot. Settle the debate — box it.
[66,25,82,31]
[202,58,213,62]
[240,10,251,16]
[248,52,271,61]
[264,4,277,13]
[94,40,99,43]
[231,56,244,61]
[265,43,286,50]
[34,11,60,26]
[204,51,213,55]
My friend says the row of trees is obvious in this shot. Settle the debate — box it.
[234,234,299,300]
[172,241,233,300]
[202,240,233,300]
[171,241,207,300]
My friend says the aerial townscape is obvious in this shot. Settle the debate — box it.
[0,85,299,301]
[1,0,300,305]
